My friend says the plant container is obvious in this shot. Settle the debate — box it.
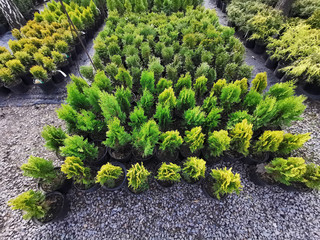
[101,162,127,191]
[279,182,312,193]
[248,164,278,187]
[242,152,270,165]
[52,70,66,84]
[201,148,221,165]
[245,39,255,49]
[253,40,266,54]
[274,61,286,79]
[108,146,132,163]
[75,35,87,54]
[36,78,56,93]
[0,84,10,97]
[202,175,227,200]
[179,144,201,159]
[74,182,100,193]
[156,148,179,162]
[132,148,156,163]
[37,167,72,194]
[59,60,71,75]
[265,56,278,70]
[20,72,34,85]
[88,141,108,168]
[0,23,8,36]
[225,151,244,162]
[126,179,150,195]
[5,78,29,94]
[301,82,320,96]
[154,163,177,188]
[32,192,69,225]
[181,170,203,185]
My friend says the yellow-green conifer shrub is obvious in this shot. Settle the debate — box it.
[127,163,151,193]
[251,72,267,93]
[96,163,124,188]
[229,119,253,156]
[182,157,206,183]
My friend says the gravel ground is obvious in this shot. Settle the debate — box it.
[0,0,320,239]
[0,102,319,239]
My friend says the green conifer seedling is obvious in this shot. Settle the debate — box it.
[41,125,67,152]
[127,163,151,192]
[206,107,223,132]
[174,72,192,94]
[156,163,181,183]
[182,157,206,183]
[184,127,205,153]
[154,104,173,130]
[158,87,177,109]
[278,133,311,155]
[115,86,132,114]
[254,131,284,153]
[251,72,267,93]
[226,111,253,130]
[137,89,154,114]
[115,68,133,89]
[140,70,155,93]
[128,106,148,130]
[184,106,206,129]
[220,83,241,110]
[194,76,208,100]
[176,88,196,113]
[96,163,124,188]
[156,78,173,94]
[159,130,183,155]
[303,163,320,190]
[207,130,231,157]
[99,92,126,123]
[229,119,253,156]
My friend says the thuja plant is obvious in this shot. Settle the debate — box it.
[128,106,148,130]
[61,157,94,188]
[8,190,48,220]
[182,157,206,183]
[226,111,253,130]
[229,119,253,156]
[20,156,56,183]
[56,104,79,134]
[76,110,105,136]
[220,83,241,111]
[174,73,192,94]
[209,167,242,200]
[265,157,307,186]
[159,130,183,157]
[252,96,277,130]
[41,125,67,152]
[156,78,173,94]
[92,70,113,92]
[253,131,284,155]
[99,92,126,123]
[103,117,131,153]
[140,70,155,93]
[60,135,98,163]
[158,87,177,109]
[184,106,206,129]
[176,88,196,113]
[137,89,154,114]
[205,107,223,132]
[66,82,91,111]
[251,72,268,94]
[132,120,160,158]
[201,93,217,114]
[266,81,295,100]
[96,163,124,188]
[115,68,133,89]
[115,86,132,114]
[206,130,231,158]
[156,163,181,184]
[127,163,151,193]
[212,79,227,96]
[303,163,320,190]
[154,104,172,130]
[194,76,208,100]
[277,133,311,155]
[243,90,263,113]
[184,127,205,154]
[80,66,95,82]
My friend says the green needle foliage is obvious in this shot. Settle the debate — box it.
[137,89,154,114]
[159,130,183,155]
[243,90,263,113]
[252,96,277,130]
[56,104,78,134]
[41,125,67,152]
[104,117,131,150]
[229,119,253,156]
[20,156,56,183]
[201,93,217,114]
[66,82,90,111]
[83,86,103,114]
[234,78,248,96]
[254,131,284,154]
[251,72,267,94]
[70,75,89,93]
[184,106,206,129]
[99,92,126,123]
[156,163,181,183]
[8,190,48,220]
[96,163,124,188]
[140,70,155,93]
[194,76,208,99]
[92,70,113,92]
[127,163,151,192]
[158,87,177,109]
[61,156,94,186]
[303,163,320,190]
[184,127,205,153]
[220,83,241,111]
[174,72,192,94]
[176,88,196,113]
[156,78,173,94]
[226,111,253,130]
[115,68,133,89]
[128,106,148,130]
[210,167,242,200]
[76,110,105,135]
[206,107,223,132]
[115,86,132,114]
[154,104,173,130]
[265,157,307,185]
[212,79,227,96]
[132,120,160,157]
[182,157,206,183]
[267,81,295,100]
[148,57,164,80]
[278,133,311,155]
[60,135,98,162]
[80,66,94,82]
[207,130,231,157]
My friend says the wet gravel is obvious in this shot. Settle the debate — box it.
[0,0,319,239]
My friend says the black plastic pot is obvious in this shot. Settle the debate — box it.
[132,148,156,163]
[101,162,127,191]
[201,148,221,165]
[74,182,100,193]
[70,47,77,61]
[216,0,222,9]
[38,167,72,194]
[265,56,278,70]
[5,79,29,94]
[32,192,69,225]
[0,85,10,97]
[75,35,87,54]
[20,73,34,85]
[156,149,179,162]
[253,41,266,54]
[301,82,320,96]
[225,152,244,162]
[278,182,312,193]
[52,70,66,84]
[37,78,56,93]
[280,74,291,82]
[242,152,270,165]
[89,142,109,168]
[274,62,286,79]
[0,23,8,36]
[126,180,150,195]
[248,166,268,187]
[245,39,255,49]
[59,60,71,75]
[180,144,201,159]
[221,2,227,13]
[181,171,203,185]
[202,176,227,200]
[108,147,132,163]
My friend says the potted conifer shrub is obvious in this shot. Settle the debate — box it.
[132,120,160,162]
[0,67,28,94]
[61,156,99,192]
[181,157,206,184]
[21,156,71,194]
[30,65,56,92]
[8,190,69,225]
[175,87,196,119]
[41,125,68,160]
[155,162,181,188]
[6,59,33,85]
[202,167,242,200]
[96,162,127,191]
[202,130,231,164]
[127,162,151,194]
[104,117,132,163]
[156,130,183,162]
[180,127,205,158]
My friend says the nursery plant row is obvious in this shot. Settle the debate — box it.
[222,0,320,95]
[8,66,320,224]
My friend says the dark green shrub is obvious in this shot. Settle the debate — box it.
[174,72,192,94]
[243,90,263,113]
[201,93,217,114]
[104,117,131,151]
[303,163,320,190]
[140,70,155,93]
[137,89,154,114]
[80,65,94,82]
[206,107,223,132]
[226,111,253,130]
[156,78,173,94]
[176,88,196,113]
[115,68,133,89]
[220,83,241,110]
[92,70,113,92]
